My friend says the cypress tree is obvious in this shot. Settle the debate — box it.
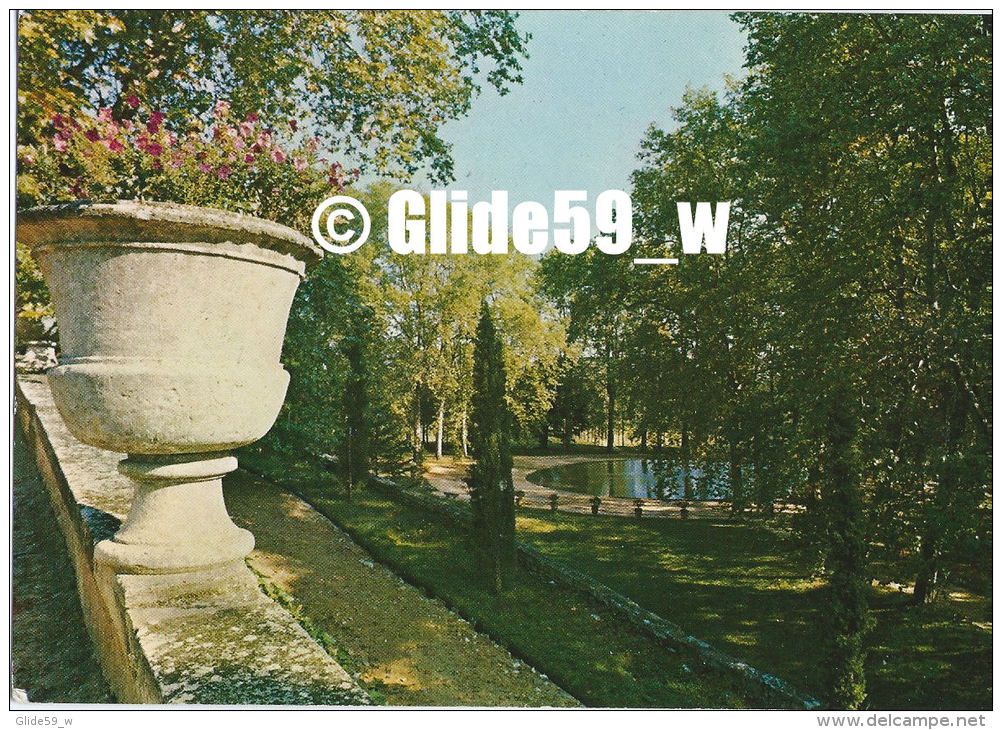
[467,303,516,593]
[340,295,372,498]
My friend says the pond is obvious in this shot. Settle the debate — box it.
[525,458,732,501]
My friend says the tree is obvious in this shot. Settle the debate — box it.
[540,247,631,452]
[609,13,989,706]
[735,13,991,607]
[17,9,529,182]
[547,353,600,448]
[731,12,990,703]
[467,304,516,593]
[340,294,374,496]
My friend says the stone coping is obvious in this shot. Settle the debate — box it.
[14,375,367,705]
[16,200,322,264]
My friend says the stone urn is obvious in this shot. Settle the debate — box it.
[17,201,321,574]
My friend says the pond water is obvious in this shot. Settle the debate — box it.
[525,458,732,501]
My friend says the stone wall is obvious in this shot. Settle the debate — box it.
[15,376,369,705]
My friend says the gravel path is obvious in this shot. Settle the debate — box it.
[224,470,579,707]
[12,427,114,704]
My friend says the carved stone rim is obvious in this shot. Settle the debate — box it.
[16,200,322,264]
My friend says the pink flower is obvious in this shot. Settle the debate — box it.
[328,161,347,188]
[21,155,34,166]
[105,121,120,136]
[120,119,133,131]
[244,153,255,163]
[216,165,232,179]
[198,163,212,174]
[105,139,125,153]
[293,156,306,172]
[165,131,177,147]
[233,136,245,150]
[126,94,140,109]
[170,153,183,168]
[213,100,230,119]
[146,142,163,157]
[353,168,360,180]
[53,135,68,152]
[245,112,259,123]
[270,146,287,163]
[238,121,254,138]
[256,131,272,149]
[147,111,165,133]
[307,136,319,153]
[84,129,100,142]
[51,113,67,130]
[97,108,113,122]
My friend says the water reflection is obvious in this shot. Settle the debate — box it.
[526,459,734,501]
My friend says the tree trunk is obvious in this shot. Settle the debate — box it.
[411,385,423,476]
[914,376,970,604]
[436,398,445,459]
[606,369,616,452]
[729,437,743,513]
[461,409,468,457]
[913,535,941,604]
[681,424,692,500]
[820,395,868,710]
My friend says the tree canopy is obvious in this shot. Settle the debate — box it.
[17,9,529,181]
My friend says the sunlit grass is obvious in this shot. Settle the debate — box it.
[239,445,991,710]
[510,505,991,710]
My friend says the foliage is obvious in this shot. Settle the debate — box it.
[17,9,529,182]
[538,13,990,709]
[546,353,603,448]
[14,241,54,346]
[16,99,355,230]
[266,183,566,480]
[467,305,517,593]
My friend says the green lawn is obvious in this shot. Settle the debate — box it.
[511,508,991,710]
[237,449,790,708]
[238,446,992,710]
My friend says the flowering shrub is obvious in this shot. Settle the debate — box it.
[16,98,359,231]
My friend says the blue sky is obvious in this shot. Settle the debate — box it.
[435,11,747,207]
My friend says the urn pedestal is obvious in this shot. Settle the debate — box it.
[18,201,321,574]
